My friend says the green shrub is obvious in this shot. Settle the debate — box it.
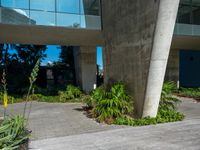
[58,85,83,101]
[159,81,181,111]
[85,82,184,126]
[86,86,106,108]
[86,83,133,124]
[162,81,177,95]
[0,115,30,149]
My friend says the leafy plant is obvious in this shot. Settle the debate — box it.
[160,81,180,111]
[85,87,106,108]
[58,85,82,101]
[86,83,133,124]
[0,115,30,150]
[162,81,177,95]
[85,82,184,126]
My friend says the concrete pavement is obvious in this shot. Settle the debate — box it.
[29,98,200,150]
[1,98,200,149]
[0,102,123,140]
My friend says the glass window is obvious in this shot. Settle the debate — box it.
[80,0,100,15]
[192,5,200,25]
[1,0,29,9]
[178,4,191,24]
[30,0,55,11]
[57,13,80,28]
[56,0,79,14]
[30,11,55,26]
[1,7,30,25]
[81,15,101,29]
[178,0,200,25]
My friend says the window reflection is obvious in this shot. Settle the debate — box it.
[56,0,79,14]
[0,0,101,29]
[30,11,55,26]
[1,7,30,25]
[81,0,100,15]
[30,0,55,11]
[57,13,80,28]
[178,0,200,25]
[1,0,29,9]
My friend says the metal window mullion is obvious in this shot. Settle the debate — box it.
[55,0,57,26]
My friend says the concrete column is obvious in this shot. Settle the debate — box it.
[73,46,97,93]
[142,0,180,118]
[102,0,160,117]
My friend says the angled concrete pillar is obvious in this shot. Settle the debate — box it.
[142,0,180,118]
[102,0,180,117]
[73,46,97,93]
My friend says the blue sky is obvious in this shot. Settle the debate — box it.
[43,45,103,69]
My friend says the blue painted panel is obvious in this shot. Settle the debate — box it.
[180,50,200,87]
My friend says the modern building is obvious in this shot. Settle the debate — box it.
[0,0,200,118]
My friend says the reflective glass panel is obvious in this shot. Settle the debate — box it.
[56,0,79,14]
[178,4,191,24]
[57,13,80,28]
[81,15,101,29]
[30,10,55,26]
[1,0,29,9]
[1,7,30,25]
[80,0,100,15]
[30,0,55,11]
[192,5,200,25]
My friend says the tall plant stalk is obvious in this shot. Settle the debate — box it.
[23,59,40,119]
[1,69,8,119]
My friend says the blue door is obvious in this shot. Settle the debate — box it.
[180,50,200,87]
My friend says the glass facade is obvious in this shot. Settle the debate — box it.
[175,0,200,36]
[0,0,101,29]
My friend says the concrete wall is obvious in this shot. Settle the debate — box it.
[102,0,160,117]
[102,0,180,117]
[74,46,97,93]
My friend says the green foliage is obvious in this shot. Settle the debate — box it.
[178,88,200,100]
[162,81,177,95]
[0,115,30,150]
[85,82,184,126]
[160,81,180,111]
[58,85,82,101]
[114,109,185,126]
[85,83,133,124]
[86,87,106,108]
[0,44,47,94]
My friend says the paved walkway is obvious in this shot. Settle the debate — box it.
[0,102,123,140]
[1,98,200,149]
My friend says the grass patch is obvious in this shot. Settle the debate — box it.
[177,88,200,101]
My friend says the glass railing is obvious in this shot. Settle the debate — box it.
[174,23,200,36]
[0,0,101,30]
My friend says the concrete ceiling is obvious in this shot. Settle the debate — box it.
[0,23,104,46]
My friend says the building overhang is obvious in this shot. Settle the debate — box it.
[172,35,200,50]
[0,23,104,46]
